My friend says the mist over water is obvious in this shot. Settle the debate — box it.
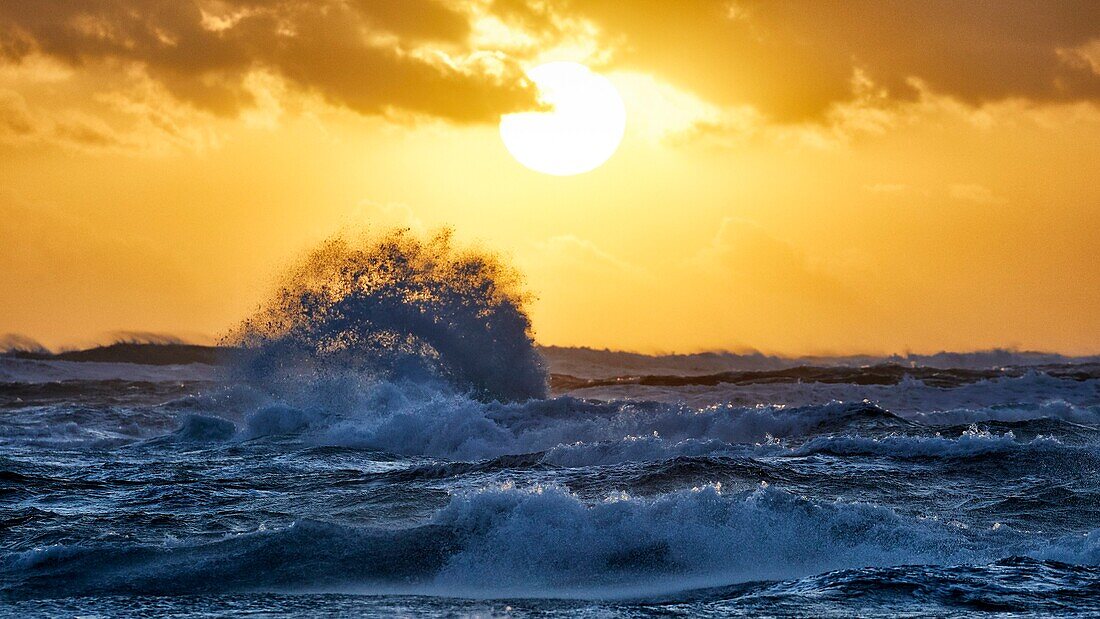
[3,228,1100,617]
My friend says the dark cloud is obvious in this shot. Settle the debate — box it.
[0,0,537,122]
[3,1,1096,126]
[564,0,1100,120]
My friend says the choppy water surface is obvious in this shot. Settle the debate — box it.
[4,231,1100,617]
[3,355,1100,618]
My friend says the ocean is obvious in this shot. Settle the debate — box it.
[3,233,1100,617]
[3,347,1100,618]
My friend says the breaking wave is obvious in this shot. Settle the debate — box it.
[225,228,547,403]
[177,389,919,461]
[5,483,1100,601]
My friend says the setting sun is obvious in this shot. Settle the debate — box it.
[499,61,626,176]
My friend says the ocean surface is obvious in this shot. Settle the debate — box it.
[3,347,1100,618]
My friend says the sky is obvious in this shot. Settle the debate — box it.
[1,0,1099,355]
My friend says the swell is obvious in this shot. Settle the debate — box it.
[640,558,1100,614]
[181,383,1100,464]
[178,393,920,461]
[5,484,1100,601]
[5,373,1098,462]
[569,371,1100,418]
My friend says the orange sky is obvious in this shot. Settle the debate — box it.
[1,1,1099,355]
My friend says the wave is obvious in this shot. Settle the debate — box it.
[179,386,920,461]
[640,558,1100,614]
[541,345,1100,379]
[224,228,546,403]
[908,399,1100,426]
[539,424,1090,468]
[571,371,1100,416]
[188,377,1100,464]
[560,365,1016,390]
[4,483,1099,601]
[0,334,48,355]
[792,425,1067,460]
[5,370,1097,459]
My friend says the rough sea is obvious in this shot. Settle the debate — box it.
[3,233,1100,617]
[3,349,1100,618]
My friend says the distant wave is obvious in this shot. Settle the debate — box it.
[791,426,1068,460]
[555,364,1100,391]
[539,422,1097,468]
[542,345,1100,379]
[0,343,231,366]
[168,390,920,461]
[0,356,221,385]
[0,334,48,355]
[156,382,1100,464]
[570,371,1100,416]
[7,340,1099,383]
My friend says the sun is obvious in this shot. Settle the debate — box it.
[500,62,626,176]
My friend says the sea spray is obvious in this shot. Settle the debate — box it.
[225,228,547,402]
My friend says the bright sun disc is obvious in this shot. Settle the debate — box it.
[500,62,626,176]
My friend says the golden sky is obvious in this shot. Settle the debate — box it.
[1,0,1099,354]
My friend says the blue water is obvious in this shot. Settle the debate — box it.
[3,359,1100,617]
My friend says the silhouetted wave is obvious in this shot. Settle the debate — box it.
[224,228,547,403]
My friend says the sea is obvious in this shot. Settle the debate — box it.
[3,345,1100,618]
[3,232,1100,617]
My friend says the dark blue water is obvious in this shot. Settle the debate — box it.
[3,356,1100,617]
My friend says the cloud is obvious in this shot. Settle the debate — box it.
[519,234,652,347]
[0,0,539,124]
[0,80,218,153]
[0,89,33,136]
[3,1,1095,148]
[527,0,1100,122]
[1059,39,1100,75]
[0,87,123,148]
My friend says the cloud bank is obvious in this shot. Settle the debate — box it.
[0,0,538,123]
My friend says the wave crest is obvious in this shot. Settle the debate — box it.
[8,483,1100,600]
[226,228,547,402]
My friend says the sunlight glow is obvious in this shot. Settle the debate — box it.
[500,62,626,176]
